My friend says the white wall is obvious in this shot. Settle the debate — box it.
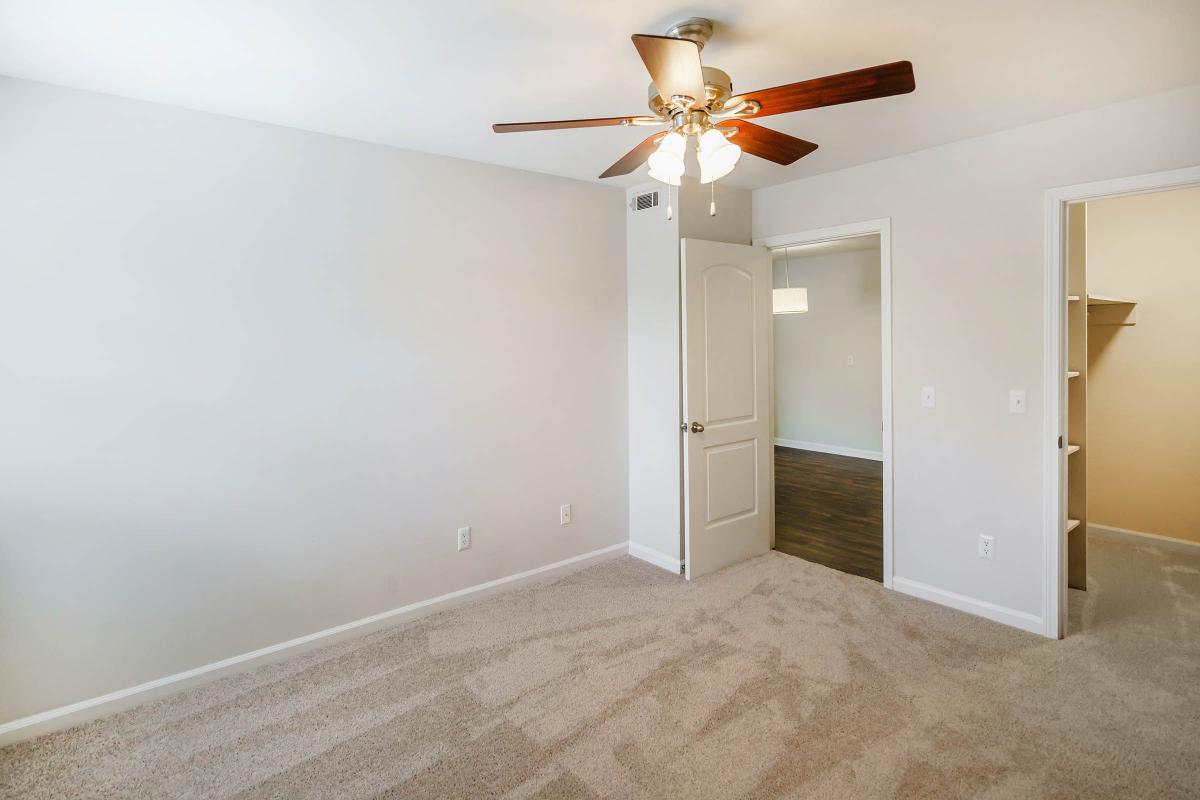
[626,177,751,571]
[753,83,1200,628]
[0,77,629,725]
[678,177,753,245]
[773,245,883,455]
[625,183,682,569]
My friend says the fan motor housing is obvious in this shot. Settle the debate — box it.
[647,66,733,116]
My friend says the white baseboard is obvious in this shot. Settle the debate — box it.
[628,542,682,574]
[0,541,630,746]
[1088,523,1200,554]
[892,576,1046,637]
[774,438,883,462]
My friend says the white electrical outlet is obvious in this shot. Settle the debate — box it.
[921,385,936,408]
[457,526,471,551]
[847,355,855,366]
[979,535,995,559]
[1009,390,1027,414]
[560,504,572,525]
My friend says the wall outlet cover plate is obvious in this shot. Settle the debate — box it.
[979,534,995,559]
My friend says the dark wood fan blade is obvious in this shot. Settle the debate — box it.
[721,120,818,165]
[599,133,663,179]
[730,61,915,118]
[493,117,641,133]
[631,34,706,105]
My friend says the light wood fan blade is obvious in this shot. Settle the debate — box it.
[631,34,706,105]
[729,61,915,118]
[721,120,818,165]
[599,132,664,179]
[493,116,642,133]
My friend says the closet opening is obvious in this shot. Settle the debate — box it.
[1051,175,1200,638]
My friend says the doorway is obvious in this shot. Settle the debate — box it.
[1044,165,1200,638]
[677,223,894,583]
[757,220,894,586]
[770,234,884,581]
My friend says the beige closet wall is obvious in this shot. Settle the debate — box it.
[1086,186,1200,544]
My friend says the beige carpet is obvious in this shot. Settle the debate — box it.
[3,532,1199,799]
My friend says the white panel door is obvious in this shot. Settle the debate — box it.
[681,238,772,579]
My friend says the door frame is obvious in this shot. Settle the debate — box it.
[754,218,894,588]
[1042,165,1200,639]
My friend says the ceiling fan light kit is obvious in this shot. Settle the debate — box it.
[647,131,686,181]
[697,128,741,184]
[645,166,682,186]
[493,18,915,218]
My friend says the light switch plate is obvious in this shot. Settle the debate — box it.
[1009,390,1027,414]
[921,386,936,408]
[560,504,572,525]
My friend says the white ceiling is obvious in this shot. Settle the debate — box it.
[2,1,1198,190]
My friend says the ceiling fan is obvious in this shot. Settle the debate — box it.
[493,18,915,189]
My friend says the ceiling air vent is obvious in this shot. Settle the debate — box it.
[632,191,659,212]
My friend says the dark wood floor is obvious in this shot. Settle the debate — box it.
[775,446,883,582]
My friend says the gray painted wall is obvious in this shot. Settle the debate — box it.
[0,78,629,724]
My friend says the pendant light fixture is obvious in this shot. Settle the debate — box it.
[773,246,809,315]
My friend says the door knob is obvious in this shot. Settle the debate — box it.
[689,422,705,433]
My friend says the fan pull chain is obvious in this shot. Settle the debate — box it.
[666,183,673,221]
[709,179,716,217]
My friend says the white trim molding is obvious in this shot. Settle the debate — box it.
[628,541,682,574]
[892,577,1044,636]
[774,438,883,462]
[1042,165,1200,640]
[0,541,630,746]
[1089,523,1200,554]
[755,217,895,589]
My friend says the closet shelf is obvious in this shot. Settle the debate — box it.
[1087,294,1136,306]
[1067,444,1081,455]
[1066,519,1081,534]
[1067,371,1080,379]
